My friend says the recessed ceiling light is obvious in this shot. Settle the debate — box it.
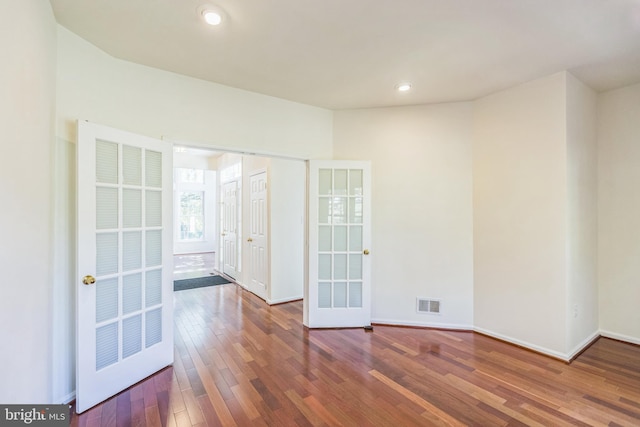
[396,83,412,92]
[202,10,222,25]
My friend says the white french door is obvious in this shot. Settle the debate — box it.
[306,160,371,328]
[76,121,173,413]
[221,180,239,279]
[248,171,268,300]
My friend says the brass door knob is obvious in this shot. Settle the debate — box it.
[363,249,370,255]
[82,275,96,285]
[247,238,253,242]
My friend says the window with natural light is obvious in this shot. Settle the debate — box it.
[179,191,204,240]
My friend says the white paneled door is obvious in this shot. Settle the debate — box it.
[76,121,173,413]
[222,180,239,279]
[248,171,268,300]
[307,161,371,328]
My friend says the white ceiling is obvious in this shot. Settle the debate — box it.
[50,0,640,110]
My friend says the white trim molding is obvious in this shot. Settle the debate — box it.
[600,330,640,346]
[371,318,473,331]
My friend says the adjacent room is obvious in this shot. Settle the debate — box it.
[2,0,640,425]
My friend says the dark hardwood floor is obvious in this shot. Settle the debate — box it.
[71,283,640,426]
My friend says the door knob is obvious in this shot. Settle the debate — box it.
[363,249,370,255]
[247,238,253,242]
[221,233,226,236]
[82,275,96,285]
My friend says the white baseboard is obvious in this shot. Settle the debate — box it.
[473,326,569,361]
[600,330,640,346]
[267,295,303,305]
[567,330,601,360]
[371,318,473,330]
[56,391,75,405]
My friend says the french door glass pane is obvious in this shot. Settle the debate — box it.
[318,198,330,224]
[96,140,118,184]
[122,273,142,314]
[318,283,331,308]
[349,169,363,195]
[145,230,162,267]
[145,269,162,307]
[96,233,118,276]
[123,145,141,186]
[349,282,363,308]
[123,189,142,228]
[96,278,118,323]
[319,169,332,195]
[122,231,141,271]
[122,315,142,358]
[146,190,162,227]
[96,322,118,370]
[318,226,331,251]
[334,169,348,195]
[349,197,363,223]
[334,226,347,251]
[145,150,162,188]
[349,254,362,280]
[318,254,331,280]
[349,226,362,251]
[334,254,347,280]
[333,282,347,307]
[145,308,162,348]
[333,197,347,224]
[96,187,118,229]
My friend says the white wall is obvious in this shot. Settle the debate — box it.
[0,1,56,403]
[333,103,474,329]
[598,81,640,345]
[566,73,599,354]
[269,158,306,304]
[56,27,333,159]
[473,73,568,356]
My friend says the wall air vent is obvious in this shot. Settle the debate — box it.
[417,298,441,314]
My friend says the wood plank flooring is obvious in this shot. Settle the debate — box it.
[71,283,640,426]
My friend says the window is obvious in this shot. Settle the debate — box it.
[179,191,204,240]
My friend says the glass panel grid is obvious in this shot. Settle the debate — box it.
[146,308,162,348]
[123,189,142,228]
[349,282,363,308]
[123,145,142,186]
[96,322,118,370]
[123,231,142,271]
[96,140,118,184]
[145,150,162,188]
[333,282,347,308]
[96,233,118,276]
[123,273,142,314]
[145,269,162,307]
[96,187,118,229]
[122,315,142,359]
[318,283,331,308]
[146,230,162,267]
[146,190,162,227]
[96,278,118,323]
[318,254,331,280]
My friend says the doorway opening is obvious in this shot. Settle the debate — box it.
[171,145,306,305]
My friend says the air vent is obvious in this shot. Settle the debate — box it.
[417,298,441,314]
